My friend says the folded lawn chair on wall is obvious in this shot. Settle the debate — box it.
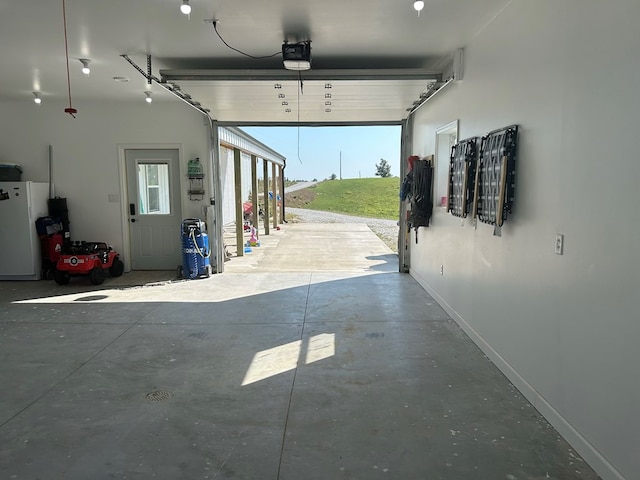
[447,137,478,219]
[473,125,519,233]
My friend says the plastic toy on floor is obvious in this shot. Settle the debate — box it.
[54,241,124,285]
[249,227,260,247]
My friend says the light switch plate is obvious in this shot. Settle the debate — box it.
[555,234,564,255]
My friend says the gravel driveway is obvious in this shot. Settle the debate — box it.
[285,207,399,252]
[284,181,319,193]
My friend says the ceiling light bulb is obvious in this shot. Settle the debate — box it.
[145,91,153,103]
[33,92,41,104]
[180,0,191,15]
[414,0,425,15]
[79,58,91,75]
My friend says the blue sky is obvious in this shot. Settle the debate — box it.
[241,125,402,181]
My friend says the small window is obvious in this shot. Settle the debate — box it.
[138,163,170,214]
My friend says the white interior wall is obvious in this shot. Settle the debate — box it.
[0,99,209,262]
[409,1,639,479]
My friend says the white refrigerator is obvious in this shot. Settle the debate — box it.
[0,182,50,280]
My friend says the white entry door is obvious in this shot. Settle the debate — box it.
[126,149,181,270]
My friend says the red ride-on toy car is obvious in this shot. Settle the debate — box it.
[54,241,124,285]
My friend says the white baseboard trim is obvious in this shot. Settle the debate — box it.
[410,269,625,480]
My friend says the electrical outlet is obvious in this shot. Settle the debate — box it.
[440,264,444,275]
[555,234,564,255]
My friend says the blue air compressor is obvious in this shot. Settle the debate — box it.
[180,218,212,279]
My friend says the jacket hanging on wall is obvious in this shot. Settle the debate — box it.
[408,158,433,239]
[399,170,414,201]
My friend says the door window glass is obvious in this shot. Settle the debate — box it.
[138,163,170,214]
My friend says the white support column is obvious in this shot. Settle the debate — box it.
[208,119,225,273]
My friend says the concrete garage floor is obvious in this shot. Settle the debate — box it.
[0,224,599,480]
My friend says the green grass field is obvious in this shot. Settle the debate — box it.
[286,177,400,220]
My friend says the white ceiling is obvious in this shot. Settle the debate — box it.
[0,0,511,124]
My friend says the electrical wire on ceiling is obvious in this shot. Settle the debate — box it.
[212,21,281,59]
[210,20,306,163]
[61,0,77,117]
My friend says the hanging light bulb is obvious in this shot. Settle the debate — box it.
[413,0,425,16]
[180,0,191,15]
[79,58,91,75]
[145,91,153,103]
[33,92,42,104]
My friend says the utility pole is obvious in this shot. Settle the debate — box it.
[339,150,342,180]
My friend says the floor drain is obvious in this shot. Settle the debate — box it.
[74,295,109,302]
[145,390,171,402]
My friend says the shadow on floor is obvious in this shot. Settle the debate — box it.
[365,253,399,272]
[0,270,601,480]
